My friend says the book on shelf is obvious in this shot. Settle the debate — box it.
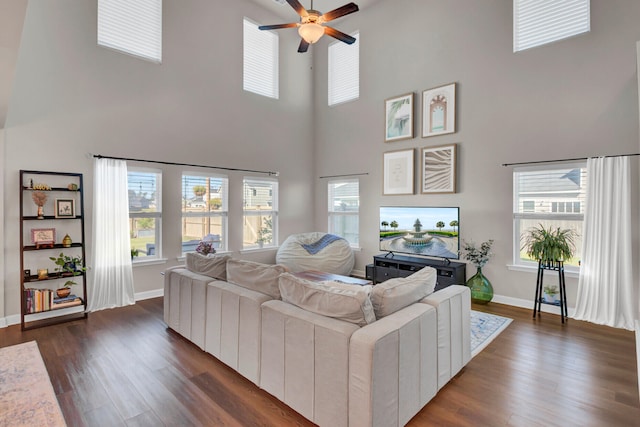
[25,289,82,313]
[52,298,82,309]
[53,294,78,304]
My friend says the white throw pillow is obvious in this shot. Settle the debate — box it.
[278,273,376,327]
[185,252,230,280]
[370,266,437,318]
[226,259,287,299]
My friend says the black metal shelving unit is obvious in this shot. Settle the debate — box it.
[533,259,568,323]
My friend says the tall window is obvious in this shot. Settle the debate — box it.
[243,178,278,249]
[128,169,162,260]
[97,0,162,63]
[328,179,359,246]
[181,174,228,254]
[514,0,590,52]
[243,18,279,99]
[513,163,587,269]
[328,31,359,106]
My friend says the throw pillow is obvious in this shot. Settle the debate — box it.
[226,259,287,299]
[185,253,230,280]
[370,266,437,318]
[278,273,376,327]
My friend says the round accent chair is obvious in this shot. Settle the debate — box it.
[276,232,355,276]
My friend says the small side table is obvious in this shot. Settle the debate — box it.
[533,260,568,323]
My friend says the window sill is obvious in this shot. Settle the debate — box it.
[132,258,168,267]
[176,251,232,262]
[240,246,279,254]
[507,264,580,279]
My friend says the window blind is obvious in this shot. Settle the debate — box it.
[514,0,590,52]
[328,32,359,106]
[98,0,162,63]
[243,19,279,99]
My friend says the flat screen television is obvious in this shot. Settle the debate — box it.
[379,206,460,259]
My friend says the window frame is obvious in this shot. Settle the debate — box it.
[243,18,279,99]
[128,167,162,262]
[243,177,279,249]
[327,178,360,247]
[328,31,360,106]
[512,162,587,273]
[180,172,229,254]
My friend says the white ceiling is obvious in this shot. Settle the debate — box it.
[248,0,383,20]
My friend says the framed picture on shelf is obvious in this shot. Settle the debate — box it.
[55,199,75,218]
[31,228,56,248]
[422,83,456,138]
[421,144,457,194]
[385,93,414,142]
[383,149,414,195]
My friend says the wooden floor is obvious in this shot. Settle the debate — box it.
[1,299,638,426]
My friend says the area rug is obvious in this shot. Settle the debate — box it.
[471,310,513,358]
[0,341,66,426]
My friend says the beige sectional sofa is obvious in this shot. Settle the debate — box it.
[163,253,471,427]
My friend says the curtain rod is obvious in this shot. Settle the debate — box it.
[93,154,279,176]
[502,153,640,167]
[319,172,369,179]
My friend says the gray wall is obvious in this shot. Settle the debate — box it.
[312,0,640,307]
[3,0,315,320]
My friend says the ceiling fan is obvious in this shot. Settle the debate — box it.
[259,0,359,53]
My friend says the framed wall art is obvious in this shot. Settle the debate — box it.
[385,93,414,142]
[383,149,414,195]
[55,199,75,218]
[421,144,457,194]
[422,83,456,138]
[31,228,56,248]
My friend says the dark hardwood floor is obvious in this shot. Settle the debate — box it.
[1,298,638,426]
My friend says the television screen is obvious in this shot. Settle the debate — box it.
[379,206,460,259]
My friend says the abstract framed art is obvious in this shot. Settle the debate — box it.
[385,93,414,142]
[422,83,456,138]
[383,149,414,195]
[421,144,457,194]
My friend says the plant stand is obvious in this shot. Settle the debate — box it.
[533,260,568,324]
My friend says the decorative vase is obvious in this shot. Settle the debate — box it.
[56,288,71,298]
[466,267,493,304]
[37,205,44,219]
[62,234,72,248]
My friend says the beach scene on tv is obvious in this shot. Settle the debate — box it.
[379,206,459,259]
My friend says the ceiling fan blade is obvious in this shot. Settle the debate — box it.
[286,0,309,17]
[259,23,298,30]
[324,26,356,44]
[298,39,310,53]
[321,2,359,22]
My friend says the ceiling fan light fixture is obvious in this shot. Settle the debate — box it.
[298,22,324,44]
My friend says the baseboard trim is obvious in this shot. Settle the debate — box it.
[491,293,575,317]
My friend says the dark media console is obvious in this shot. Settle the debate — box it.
[371,253,466,291]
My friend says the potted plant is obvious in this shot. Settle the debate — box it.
[543,285,559,303]
[56,280,77,298]
[49,252,87,277]
[461,239,495,304]
[521,224,577,266]
[196,240,216,255]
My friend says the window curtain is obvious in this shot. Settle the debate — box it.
[88,158,135,311]
[573,157,636,330]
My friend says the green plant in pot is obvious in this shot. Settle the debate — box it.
[56,280,77,298]
[521,224,577,267]
[461,239,494,304]
[49,252,87,277]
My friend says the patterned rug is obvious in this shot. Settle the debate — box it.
[471,310,513,358]
[0,341,66,426]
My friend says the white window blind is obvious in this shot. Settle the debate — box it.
[328,32,359,106]
[98,0,162,63]
[514,0,590,52]
[244,19,279,99]
[328,179,359,246]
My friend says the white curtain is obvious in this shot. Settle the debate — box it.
[573,157,636,330]
[88,158,135,311]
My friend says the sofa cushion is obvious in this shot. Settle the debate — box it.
[371,266,437,318]
[226,259,287,299]
[185,252,230,280]
[278,273,376,327]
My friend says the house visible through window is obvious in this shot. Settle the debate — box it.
[128,168,162,260]
[513,163,587,269]
[181,174,228,254]
[243,178,278,248]
[243,18,279,99]
[328,31,359,106]
[97,0,162,63]
[328,179,359,246]
[513,0,590,52]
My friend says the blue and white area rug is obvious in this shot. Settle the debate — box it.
[471,310,513,358]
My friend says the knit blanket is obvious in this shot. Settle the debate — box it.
[301,234,344,255]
